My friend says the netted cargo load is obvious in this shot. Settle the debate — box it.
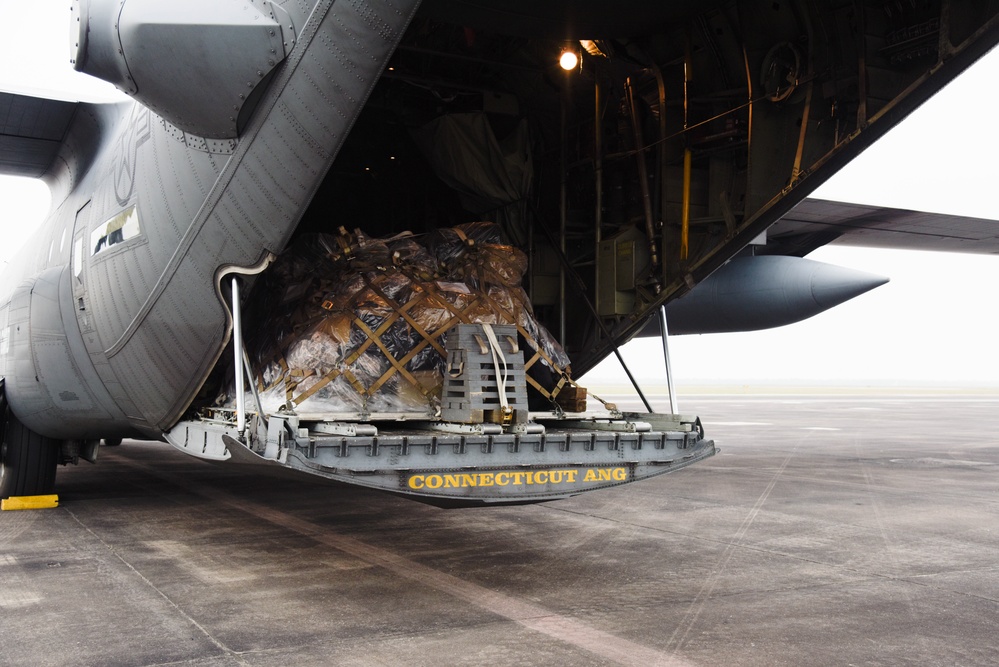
[227,223,575,415]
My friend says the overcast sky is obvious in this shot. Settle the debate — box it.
[2,4,998,389]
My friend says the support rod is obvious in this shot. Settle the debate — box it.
[659,305,679,415]
[791,5,815,183]
[681,35,692,261]
[594,75,603,245]
[653,64,667,242]
[681,148,691,260]
[232,277,246,433]
[243,347,266,426]
[559,81,568,343]
[625,78,660,273]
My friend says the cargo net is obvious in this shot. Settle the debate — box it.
[225,223,576,416]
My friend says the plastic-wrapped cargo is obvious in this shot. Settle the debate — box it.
[228,223,573,415]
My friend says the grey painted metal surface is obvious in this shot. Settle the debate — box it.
[161,410,714,503]
[0,93,78,177]
[655,255,890,335]
[770,197,999,255]
[441,324,530,425]
[4,266,127,438]
[72,0,291,139]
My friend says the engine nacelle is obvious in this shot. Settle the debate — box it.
[659,255,889,335]
[71,0,291,139]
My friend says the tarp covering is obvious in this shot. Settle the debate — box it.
[226,223,572,415]
[412,113,532,243]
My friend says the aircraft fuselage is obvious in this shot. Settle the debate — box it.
[1,0,423,440]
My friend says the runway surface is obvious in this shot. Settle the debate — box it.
[2,393,998,666]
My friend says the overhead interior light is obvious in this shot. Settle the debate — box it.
[559,48,579,71]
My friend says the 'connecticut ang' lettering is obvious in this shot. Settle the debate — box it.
[407,467,628,491]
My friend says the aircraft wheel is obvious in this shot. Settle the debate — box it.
[0,406,60,499]
[102,438,122,447]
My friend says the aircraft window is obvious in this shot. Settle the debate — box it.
[91,205,140,256]
[73,238,83,277]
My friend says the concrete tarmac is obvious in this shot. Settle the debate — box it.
[2,393,997,666]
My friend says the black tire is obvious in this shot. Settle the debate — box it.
[102,438,122,447]
[0,406,60,499]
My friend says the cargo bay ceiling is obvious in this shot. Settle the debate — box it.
[293,0,999,376]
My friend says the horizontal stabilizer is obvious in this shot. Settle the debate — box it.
[0,91,78,178]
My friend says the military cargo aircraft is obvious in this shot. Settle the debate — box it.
[2,0,999,504]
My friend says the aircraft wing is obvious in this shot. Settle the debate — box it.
[764,198,999,257]
[0,91,79,178]
[640,197,999,336]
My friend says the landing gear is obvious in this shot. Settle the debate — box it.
[102,438,122,447]
[0,393,59,498]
